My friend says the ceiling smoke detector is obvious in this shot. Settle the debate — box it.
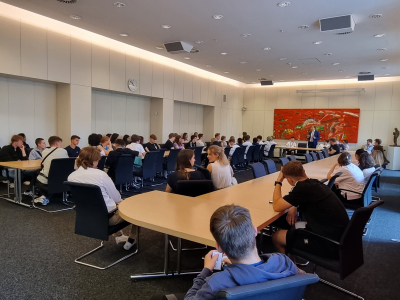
[213,15,223,19]
[114,2,126,7]
[370,14,382,18]
[277,2,290,7]
[298,25,309,29]
[336,31,352,35]
[70,15,81,19]
[57,0,77,3]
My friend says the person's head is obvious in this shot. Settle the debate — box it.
[76,147,101,169]
[97,134,102,142]
[190,135,196,143]
[244,135,250,141]
[374,139,381,146]
[48,136,63,147]
[207,145,229,165]
[114,139,126,149]
[10,135,23,147]
[210,205,257,261]
[329,137,337,145]
[71,135,80,146]
[18,133,26,142]
[229,138,235,145]
[343,139,349,145]
[266,136,272,142]
[237,138,243,144]
[182,133,188,140]
[221,136,226,142]
[35,138,46,150]
[359,152,376,170]
[106,133,112,138]
[174,135,181,145]
[169,133,176,142]
[211,137,216,143]
[150,134,157,143]
[311,126,316,131]
[337,152,352,167]
[88,133,101,147]
[290,137,295,142]
[269,136,274,141]
[139,136,144,145]
[198,133,204,140]
[215,133,221,140]
[355,149,366,161]
[367,139,373,145]
[110,133,119,144]
[324,139,329,144]
[281,161,307,186]
[175,149,195,179]
[194,132,198,137]
[253,137,258,144]
[123,135,130,143]
[100,136,110,146]
[131,134,140,144]
[257,135,262,142]
[242,132,247,137]
[230,136,235,140]
[372,150,384,166]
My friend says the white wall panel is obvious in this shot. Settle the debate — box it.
[179,103,189,135]
[254,88,265,111]
[301,85,315,109]
[139,59,152,97]
[314,85,330,108]
[214,106,221,135]
[138,96,151,138]
[151,63,164,98]
[21,23,47,80]
[288,86,301,108]
[195,106,203,134]
[111,93,127,134]
[253,110,265,138]
[372,111,391,145]
[187,104,197,135]
[173,102,181,134]
[265,87,277,110]
[48,31,70,83]
[0,17,21,76]
[242,110,254,138]
[125,54,140,94]
[94,91,112,134]
[263,111,274,138]
[276,87,289,109]
[110,50,126,93]
[243,88,255,111]
[192,76,201,104]
[208,80,216,106]
[163,66,174,100]
[91,93,96,132]
[200,78,208,105]
[126,95,139,134]
[174,69,184,101]
[343,83,360,108]
[391,82,400,111]
[329,84,345,108]
[92,45,109,89]
[375,82,392,111]
[71,38,91,87]
[34,82,57,141]
[215,82,222,107]
[359,82,375,111]
[183,72,193,103]
[0,77,10,146]
[220,107,228,137]
[226,109,233,138]
[70,84,92,144]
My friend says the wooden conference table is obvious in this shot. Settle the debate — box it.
[119,152,350,279]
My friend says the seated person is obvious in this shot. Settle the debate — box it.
[207,145,237,189]
[327,137,341,156]
[316,139,330,150]
[257,135,264,145]
[354,148,366,163]
[127,134,146,158]
[144,134,160,152]
[283,136,297,156]
[252,137,259,145]
[272,161,349,259]
[342,139,350,151]
[165,149,204,193]
[18,133,30,151]
[88,134,106,156]
[68,147,137,250]
[105,139,139,182]
[361,139,374,154]
[242,131,247,140]
[188,135,197,148]
[110,133,119,146]
[264,136,277,156]
[221,136,227,147]
[358,152,376,183]
[173,135,185,149]
[228,138,239,158]
[98,136,112,155]
[151,205,300,300]
[372,150,385,167]
[35,136,69,205]
[182,132,189,144]
[29,138,46,160]
[242,135,252,158]
[122,134,130,145]
[213,133,223,147]
[196,134,205,147]
[164,133,176,149]
[327,152,365,205]
[64,135,81,158]
[373,139,389,163]
[193,132,198,140]
[237,137,243,147]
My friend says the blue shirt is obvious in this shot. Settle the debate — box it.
[65,145,81,158]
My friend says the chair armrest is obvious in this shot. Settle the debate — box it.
[294,229,340,245]
[319,179,328,184]
[335,188,363,196]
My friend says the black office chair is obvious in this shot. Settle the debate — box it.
[64,182,139,270]
[320,172,343,189]
[252,145,260,162]
[304,153,313,163]
[296,142,307,158]
[216,273,319,300]
[159,143,165,149]
[133,151,158,187]
[372,167,383,196]
[278,157,289,166]
[245,145,256,165]
[97,156,107,171]
[322,149,329,158]
[317,152,324,160]
[310,152,318,161]
[259,145,266,162]
[194,164,212,180]
[249,163,266,179]
[263,159,277,174]
[115,155,135,194]
[164,149,181,175]
[35,158,76,213]
[231,147,245,169]
[288,155,296,161]
[155,149,167,176]
[382,162,388,169]
[193,146,203,166]
[266,144,276,159]
[289,201,384,300]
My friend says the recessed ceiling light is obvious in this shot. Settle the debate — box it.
[213,15,223,19]
[161,25,171,29]
[374,34,385,38]
[224,71,229,74]
[269,75,274,77]
[119,33,128,37]
[206,65,212,67]
[277,2,290,7]
[339,70,345,72]
[195,40,203,44]
[240,62,247,64]
[313,41,323,45]
[332,63,340,65]
[155,46,164,50]
[302,72,307,75]
[114,2,126,7]
[241,33,251,37]
[324,53,332,56]
[221,52,228,55]
[287,63,292,65]
[370,14,382,18]
[279,30,284,33]
[292,66,298,69]
[184,57,190,60]
[298,25,309,29]
[256,69,261,71]
[377,48,387,51]
[344,76,351,79]
[382,67,389,69]
[70,15,81,19]
[384,74,390,76]
[380,59,389,62]
[263,47,271,50]
[279,58,286,60]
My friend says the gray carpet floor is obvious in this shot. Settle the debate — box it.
[0,166,399,300]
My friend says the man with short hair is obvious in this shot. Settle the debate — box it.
[65,135,81,158]
[29,138,46,160]
[213,133,222,147]
[163,133,176,150]
[18,133,30,150]
[127,134,146,158]
[152,205,299,300]
[228,138,239,158]
[362,139,374,154]
[106,139,139,182]
[193,132,199,140]
[256,135,264,145]
[328,137,341,156]
[264,136,277,156]
[144,134,159,152]
[272,161,349,259]
[283,137,297,156]
[196,134,205,147]
[316,139,330,150]
[307,126,320,149]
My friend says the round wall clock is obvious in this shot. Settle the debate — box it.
[127,78,138,92]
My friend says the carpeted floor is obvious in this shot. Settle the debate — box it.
[0,166,399,300]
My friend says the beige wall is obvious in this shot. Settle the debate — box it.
[243,81,400,149]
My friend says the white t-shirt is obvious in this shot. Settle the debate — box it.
[362,167,375,184]
[38,147,69,184]
[229,144,239,156]
[335,163,365,200]
[258,141,264,145]
[286,141,297,148]
[68,166,122,212]
[264,141,277,154]
[196,140,205,147]
[210,160,235,190]
[127,143,145,154]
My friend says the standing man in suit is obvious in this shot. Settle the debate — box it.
[307,126,320,149]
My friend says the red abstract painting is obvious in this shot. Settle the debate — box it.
[273,109,360,143]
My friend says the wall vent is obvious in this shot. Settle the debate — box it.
[57,0,77,3]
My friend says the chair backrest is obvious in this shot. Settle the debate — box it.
[64,182,110,241]
[339,200,384,279]
[322,149,329,158]
[194,165,211,180]
[224,147,231,158]
[259,144,265,160]
[304,153,313,163]
[267,144,276,158]
[288,155,296,161]
[310,152,318,161]
[216,273,320,300]
[317,152,324,160]
[165,149,181,172]
[174,180,214,197]
[97,156,107,171]
[361,172,378,207]
[194,146,203,166]
[155,149,167,173]
[252,145,260,161]
[205,141,211,148]
[278,157,289,166]
[326,172,342,189]
[246,145,256,161]
[297,142,307,154]
[47,158,76,195]
[115,155,135,185]
[263,159,277,174]
[142,151,158,178]
[231,147,245,166]
[249,162,266,179]
[159,143,165,149]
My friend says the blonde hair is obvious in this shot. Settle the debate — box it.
[100,136,110,144]
[76,147,101,169]
[208,145,229,166]
[372,150,384,166]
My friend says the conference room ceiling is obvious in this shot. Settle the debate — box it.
[4,0,400,84]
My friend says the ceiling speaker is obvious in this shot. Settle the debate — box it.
[164,41,193,54]
[260,80,273,86]
[358,75,374,81]
[320,15,355,34]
